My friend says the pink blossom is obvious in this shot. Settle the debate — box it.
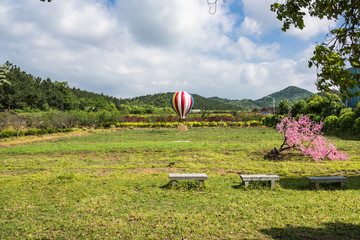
[276,115,347,161]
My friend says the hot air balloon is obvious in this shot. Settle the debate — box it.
[170,91,194,120]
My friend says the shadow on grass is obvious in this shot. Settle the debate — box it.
[232,176,360,190]
[261,222,360,240]
[279,176,360,191]
[232,180,277,190]
[159,181,205,190]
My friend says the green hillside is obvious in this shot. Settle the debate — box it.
[255,86,314,108]
[0,62,313,112]
[124,86,313,111]
[207,86,313,110]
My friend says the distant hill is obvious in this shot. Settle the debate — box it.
[254,86,314,108]
[124,86,314,111]
[126,92,242,110]
[0,63,314,112]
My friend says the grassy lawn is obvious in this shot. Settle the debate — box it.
[1,127,360,239]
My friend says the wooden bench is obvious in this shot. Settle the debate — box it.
[307,176,348,189]
[239,174,280,189]
[169,173,208,187]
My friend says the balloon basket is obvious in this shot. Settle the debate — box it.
[178,125,188,132]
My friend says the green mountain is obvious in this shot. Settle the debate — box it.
[125,86,313,111]
[254,86,314,108]
[0,62,313,111]
[127,93,241,110]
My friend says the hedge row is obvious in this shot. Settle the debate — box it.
[115,120,262,128]
[0,128,72,138]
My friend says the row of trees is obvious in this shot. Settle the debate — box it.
[264,92,360,133]
[0,62,176,114]
[0,62,244,113]
[277,92,356,117]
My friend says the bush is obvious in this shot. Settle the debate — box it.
[217,121,227,127]
[262,115,279,127]
[339,108,353,117]
[25,129,37,136]
[46,128,57,134]
[227,122,239,127]
[314,115,322,123]
[338,112,356,130]
[323,115,339,130]
[209,121,218,127]
[247,120,262,127]
[354,117,360,133]
[355,102,360,118]
[1,130,17,138]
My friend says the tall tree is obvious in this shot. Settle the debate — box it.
[271,0,360,99]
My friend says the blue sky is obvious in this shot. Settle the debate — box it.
[0,0,336,99]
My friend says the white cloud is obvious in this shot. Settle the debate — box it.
[241,0,280,31]
[239,17,263,37]
[0,0,319,101]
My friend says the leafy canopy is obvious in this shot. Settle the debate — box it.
[271,0,360,99]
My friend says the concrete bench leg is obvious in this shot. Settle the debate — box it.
[315,182,319,189]
[244,181,249,188]
[340,182,345,188]
[172,180,177,187]
[199,180,204,187]
[271,180,275,189]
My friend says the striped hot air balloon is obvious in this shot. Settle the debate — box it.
[170,91,194,120]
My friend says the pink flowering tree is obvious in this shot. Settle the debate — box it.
[268,115,347,161]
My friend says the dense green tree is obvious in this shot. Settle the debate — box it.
[339,107,353,116]
[271,0,360,98]
[354,117,360,132]
[339,111,357,130]
[323,115,339,130]
[321,92,346,117]
[278,99,291,115]
[306,94,324,115]
[290,99,307,117]
[354,101,360,118]
[0,65,10,87]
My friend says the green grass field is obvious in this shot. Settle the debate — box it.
[1,127,360,239]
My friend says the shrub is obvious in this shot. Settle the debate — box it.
[314,115,322,123]
[247,120,262,127]
[25,129,37,136]
[209,121,218,127]
[227,122,239,127]
[1,130,17,138]
[323,115,339,130]
[339,108,353,117]
[46,128,57,134]
[354,117,360,133]
[355,102,360,118]
[262,115,278,127]
[338,112,356,130]
[217,121,227,127]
